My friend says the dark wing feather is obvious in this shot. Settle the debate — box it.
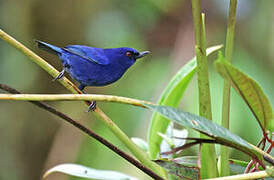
[63,45,109,65]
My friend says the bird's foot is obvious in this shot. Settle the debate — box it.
[78,84,86,92]
[77,85,95,112]
[53,69,65,81]
[86,101,97,112]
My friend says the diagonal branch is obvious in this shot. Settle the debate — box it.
[0,83,164,180]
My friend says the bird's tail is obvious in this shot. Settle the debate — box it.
[35,40,63,55]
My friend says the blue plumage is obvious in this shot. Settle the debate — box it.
[36,40,149,90]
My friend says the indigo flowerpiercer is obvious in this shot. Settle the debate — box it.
[36,40,150,110]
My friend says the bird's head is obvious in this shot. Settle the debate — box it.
[104,47,150,66]
[121,47,150,61]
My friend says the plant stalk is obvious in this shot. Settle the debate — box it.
[220,0,237,177]
[191,1,218,178]
[0,94,154,107]
[205,170,270,180]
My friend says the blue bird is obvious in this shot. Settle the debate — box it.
[36,40,150,110]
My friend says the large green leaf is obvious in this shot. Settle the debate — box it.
[214,54,274,132]
[146,104,262,159]
[43,163,137,180]
[148,45,223,159]
[155,157,250,179]
[155,159,199,180]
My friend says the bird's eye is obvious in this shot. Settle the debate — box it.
[126,51,132,57]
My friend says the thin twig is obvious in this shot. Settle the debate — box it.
[198,144,201,180]
[266,143,273,154]
[161,139,218,155]
[244,159,255,173]
[248,143,274,166]
[0,84,164,180]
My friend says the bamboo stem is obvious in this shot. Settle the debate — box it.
[191,1,218,178]
[220,0,238,177]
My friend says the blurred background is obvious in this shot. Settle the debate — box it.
[0,0,273,179]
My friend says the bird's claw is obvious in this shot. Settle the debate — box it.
[53,69,65,81]
[78,85,95,112]
[86,101,97,112]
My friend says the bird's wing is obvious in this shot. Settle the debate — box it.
[63,45,110,65]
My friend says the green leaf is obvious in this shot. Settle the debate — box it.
[228,159,248,175]
[172,156,198,167]
[215,55,274,132]
[148,45,223,159]
[158,157,249,178]
[43,164,137,180]
[146,104,262,160]
[155,159,199,179]
[156,156,252,177]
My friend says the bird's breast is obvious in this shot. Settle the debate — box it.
[63,55,132,86]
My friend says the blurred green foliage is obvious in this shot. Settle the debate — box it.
[0,0,273,179]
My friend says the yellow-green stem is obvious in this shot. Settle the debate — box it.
[0,29,166,178]
[205,170,270,180]
[191,1,218,178]
[220,0,237,177]
[0,94,154,107]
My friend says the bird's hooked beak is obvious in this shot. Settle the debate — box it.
[135,51,150,59]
